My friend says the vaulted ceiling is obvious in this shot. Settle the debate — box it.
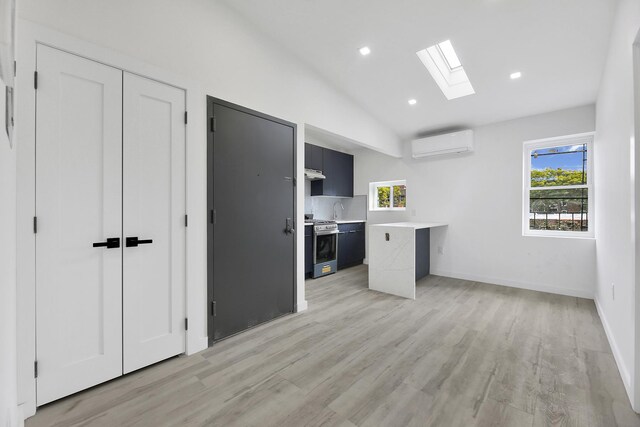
[221,0,617,139]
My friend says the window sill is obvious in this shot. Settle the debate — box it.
[370,208,407,212]
[522,232,595,240]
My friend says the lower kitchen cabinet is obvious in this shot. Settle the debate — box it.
[337,222,365,270]
[305,225,313,278]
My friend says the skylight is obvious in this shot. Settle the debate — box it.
[436,40,461,70]
[416,40,475,100]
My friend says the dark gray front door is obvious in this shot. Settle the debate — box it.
[207,97,296,344]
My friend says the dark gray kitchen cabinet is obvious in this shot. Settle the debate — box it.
[305,225,313,278]
[305,143,323,172]
[337,222,365,270]
[310,145,353,197]
[415,228,430,281]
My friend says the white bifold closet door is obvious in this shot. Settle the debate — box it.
[122,72,186,374]
[35,45,186,405]
[35,44,124,406]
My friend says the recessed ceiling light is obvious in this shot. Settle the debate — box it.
[359,46,371,56]
[408,99,417,105]
[510,71,522,79]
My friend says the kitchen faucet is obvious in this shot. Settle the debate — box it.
[333,201,344,220]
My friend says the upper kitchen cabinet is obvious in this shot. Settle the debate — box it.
[309,144,354,197]
[305,143,324,171]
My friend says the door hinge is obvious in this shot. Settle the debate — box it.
[185,318,188,331]
[210,209,216,225]
[34,361,38,378]
[210,116,216,132]
[34,71,38,90]
[293,177,297,186]
[185,214,188,227]
[13,61,16,77]
[33,216,38,234]
[211,301,216,317]
[184,111,188,125]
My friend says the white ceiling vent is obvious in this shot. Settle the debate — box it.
[411,130,474,158]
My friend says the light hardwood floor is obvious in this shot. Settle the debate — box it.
[28,265,640,426]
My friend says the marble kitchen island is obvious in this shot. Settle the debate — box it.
[368,222,447,299]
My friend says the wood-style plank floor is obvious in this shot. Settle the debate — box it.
[27,265,640,426]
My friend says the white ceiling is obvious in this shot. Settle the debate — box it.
[220,0,617,140]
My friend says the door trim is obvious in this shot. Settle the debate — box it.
[206,96,297,346]
[16,21,205,417]
[33,44,187,404]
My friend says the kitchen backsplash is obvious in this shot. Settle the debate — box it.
[305,180,367,221]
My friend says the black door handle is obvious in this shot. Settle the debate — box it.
[93,237,120,248]
[126,237,153,247]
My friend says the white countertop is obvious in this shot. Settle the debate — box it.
[369,222,447,229]
[305,220,366,225]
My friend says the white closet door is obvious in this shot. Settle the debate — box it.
[35,45,123,405]
[122,72,186,373]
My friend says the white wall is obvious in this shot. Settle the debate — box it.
[593,0,640,409]
[15,0,399,418]
[0,78,20,426]
[17,0,400,157]
[356,105,597,299]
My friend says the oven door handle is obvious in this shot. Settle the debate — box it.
[315,230,339,236]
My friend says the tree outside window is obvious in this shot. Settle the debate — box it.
[370,180,407,211]
[523,133,593,237]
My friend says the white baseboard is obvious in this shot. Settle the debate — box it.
[296,300,308,312]
[16,405,25,427]
[429,269,594,300]
[18,401,33,422]
[594,297,633,402]
[186,335,208,356]
[5,403,24,427]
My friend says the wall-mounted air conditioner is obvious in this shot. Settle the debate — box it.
[411,129,474,158]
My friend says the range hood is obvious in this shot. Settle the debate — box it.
[305,168,326,180]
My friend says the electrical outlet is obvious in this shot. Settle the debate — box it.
[438,246,444,255]
[612,283,615,300]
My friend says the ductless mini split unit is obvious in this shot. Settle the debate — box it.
[411,129,474,158]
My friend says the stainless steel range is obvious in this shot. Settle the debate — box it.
[311,220,338,278]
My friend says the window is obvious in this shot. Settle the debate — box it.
[369,180,406,211]
[523,133,594,237]
[436,40,462,70]
[416,40,475,100]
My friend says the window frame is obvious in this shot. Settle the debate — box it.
[369,180,407,211]
[522,132,595,238]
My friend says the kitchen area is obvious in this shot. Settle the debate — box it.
[303,126,448,300]
[304,139,367,279]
